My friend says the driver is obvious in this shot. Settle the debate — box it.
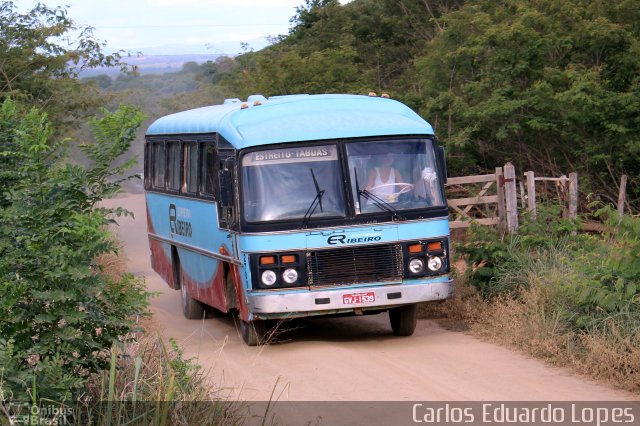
[365,152,406,203]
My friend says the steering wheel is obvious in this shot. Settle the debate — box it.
[369,182,415,202]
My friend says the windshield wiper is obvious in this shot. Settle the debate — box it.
[353,168,405,221]
[301,168,325,229]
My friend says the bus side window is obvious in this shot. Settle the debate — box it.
[167,143,181,192]
[152,142,166,189]
[201,143,217,198]
[183,142,198,194]
[143,142,150,190]
[217,155,235,229]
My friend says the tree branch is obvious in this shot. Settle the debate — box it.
[421,0,444,32]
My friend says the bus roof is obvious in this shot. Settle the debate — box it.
[145,94,434,149]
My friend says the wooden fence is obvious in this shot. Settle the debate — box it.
[446,163,587,233]
[445,163,517,232]
[522,171,578,220]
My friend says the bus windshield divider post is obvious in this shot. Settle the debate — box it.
[354,167,363,214]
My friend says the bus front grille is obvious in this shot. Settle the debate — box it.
[307,244,403,287]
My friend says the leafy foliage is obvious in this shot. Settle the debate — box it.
[561,207,640,330]
[181,0,639,210]
[458,204,640,333]
[414,0,640,204]
[458,204,583,297]
[213,0,458,98]
[0,99,149,402]
[0,1,124,132]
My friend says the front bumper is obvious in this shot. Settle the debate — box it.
[247,278,453,319]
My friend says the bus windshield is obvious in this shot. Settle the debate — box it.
[241,145,347,222]
[346,139,445,214]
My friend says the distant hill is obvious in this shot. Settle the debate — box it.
[80,54,224,77]
[80,36,273,77]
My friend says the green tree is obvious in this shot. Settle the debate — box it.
[0,99,149,402]
[215,0,453,97]
[0,1,124,131]
[415,0,640,205]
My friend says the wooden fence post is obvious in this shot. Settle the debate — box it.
[559,174,569,218]
[524,171,537,218]
[496,167,506,230]
[568,172,578,219]
[519,181,526,208]
[618,174,628,216]
[504,162,519,233]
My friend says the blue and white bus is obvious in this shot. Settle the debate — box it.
[144,94,453,345]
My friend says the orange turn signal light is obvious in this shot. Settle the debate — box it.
[427,242,443,251]
[408,244,423,254]
[281,255,297,264]
[259,256,276,265]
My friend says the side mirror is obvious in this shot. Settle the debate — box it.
[218,169,233,207]
[438,146,448,184]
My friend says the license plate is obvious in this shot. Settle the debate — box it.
[342,291,375,305]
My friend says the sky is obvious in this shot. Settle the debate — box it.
[12,0,351,55]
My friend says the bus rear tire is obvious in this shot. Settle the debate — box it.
[181,273,205,320]
[389,304,417,336]
[240,319,266,346]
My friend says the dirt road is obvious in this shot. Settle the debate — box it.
[108,193,634,405]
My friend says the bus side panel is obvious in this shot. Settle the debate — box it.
[146,193,237,310]
[147,205,178,289]
[176,247,226,312]
[231,263,250,321]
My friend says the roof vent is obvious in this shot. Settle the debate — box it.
[224,98,242,104]
[247,94,267,104]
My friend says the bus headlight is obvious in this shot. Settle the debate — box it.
[427,256,443,272]
[261,270,277,286]
[408,258,425,274]
[282,268,298,284]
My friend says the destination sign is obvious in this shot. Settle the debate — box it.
[242,145,337,166]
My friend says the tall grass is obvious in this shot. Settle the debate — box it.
[469,276,640,393]
[85,328,243,426]
[1,320,248,425]
[425,207,640,394]
[85,248,246,424]
[0,247,251,425]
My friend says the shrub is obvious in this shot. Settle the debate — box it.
[457,204,585,298]
[453,203,640,392]
[559,207,640,331]
[458,204,639,329]
[0,99,150,402]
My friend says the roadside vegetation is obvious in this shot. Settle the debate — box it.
[1,0,639,418]
[77,0,639,211]
[206,0,640,211]
[0,98,147,400]
[425,205,640,394]
[0,3,246,423]
[0,98,243,424]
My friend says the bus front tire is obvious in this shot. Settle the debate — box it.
[240,319,267,346]
[181,276,205,320]
[389,304,418,336]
